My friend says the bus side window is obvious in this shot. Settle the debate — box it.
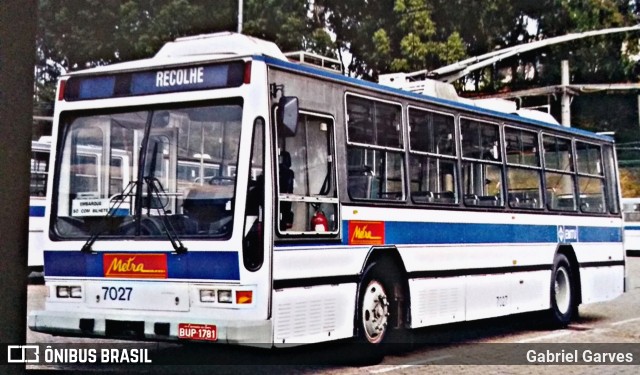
[348,165,373,199]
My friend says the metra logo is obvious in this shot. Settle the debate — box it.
[103,254,167,278]
[348,221,385,245]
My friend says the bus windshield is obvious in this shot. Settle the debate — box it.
[53,100,243,240]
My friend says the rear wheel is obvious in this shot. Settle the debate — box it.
[548,253,577,326]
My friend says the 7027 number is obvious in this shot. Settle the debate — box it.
[101,286,132,301]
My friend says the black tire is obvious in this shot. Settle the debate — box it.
[548,253,577,326]
[356,261,404,348]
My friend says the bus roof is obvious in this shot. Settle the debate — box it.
[61,32,613,143]
[260,55,614,143]
[63,32,287,77]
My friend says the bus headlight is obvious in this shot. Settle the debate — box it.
[56,285,82,299]
[56,286,70,298]
[199,289,216,303]
[69,286,82,298]
[217,290,232,303]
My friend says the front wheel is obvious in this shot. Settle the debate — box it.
[360,278,390,344]
[356,261,405,348]
[548,253,577,326]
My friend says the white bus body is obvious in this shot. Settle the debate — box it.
[29,33,625,348]
[622,198,640,253]
[29,138,51,271]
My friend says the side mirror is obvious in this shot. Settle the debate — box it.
[277,96,299,137]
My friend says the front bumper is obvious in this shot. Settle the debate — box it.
[28,310,273,347]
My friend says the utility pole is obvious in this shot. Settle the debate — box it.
[561,60,571,127]
[637,94,640,135]
[237,0,243,33]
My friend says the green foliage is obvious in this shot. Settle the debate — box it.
[318,0,468,79]
[243,0,309,52]
[35,0,640,147]
[619,168,640,197]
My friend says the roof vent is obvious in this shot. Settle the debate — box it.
[155,32,288,61]
[284,51,342,73]
[379,72,460,101]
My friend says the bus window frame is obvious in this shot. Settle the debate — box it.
[344,92,407,203]
[459,116,505,208]
[574,139,607,214]
[503,124,544,210]
[406,105,459,206]
[541,132,577,212]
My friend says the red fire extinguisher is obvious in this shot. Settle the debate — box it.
[311,210,328,232]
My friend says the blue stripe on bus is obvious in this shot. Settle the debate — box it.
[579,226,622,242]
[30,206,45,217]
[624,226,640,230]
[341,221,621,245]
[43,251,240,280]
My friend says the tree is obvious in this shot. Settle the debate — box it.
[34,0,333,109]
[35,0,235,108]
[532,0,639,86]
[319,0,467,80]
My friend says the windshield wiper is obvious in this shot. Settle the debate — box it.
[142,140,187,253]
[81,180,137,253]
[143,175,187,254]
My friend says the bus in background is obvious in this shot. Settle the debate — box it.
[622,198,640,255]
[29,137,51,275]
[29,137,136,276]
[29,32,625,350]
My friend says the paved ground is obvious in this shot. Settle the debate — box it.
[24,257,640,373]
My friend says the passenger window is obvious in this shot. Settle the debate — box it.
[603,145,620,214]
[347,94,402,148]
[575,141,605,213]
[543,135,576,211]
[30,151,49,197]
[504,127,542,209]
[543,135,573,172]
[408,108,457,204]
[545,172,576,211]
[461,118,500,161]
[346,94,405,201]
[460,118,503,207]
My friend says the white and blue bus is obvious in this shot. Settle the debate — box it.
[29,137,134,274]
[29,137,52,273]
[29,32,625,348]
[622,198,640,254]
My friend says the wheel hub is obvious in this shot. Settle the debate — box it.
[362,280,390,343]
[554,267,571,314]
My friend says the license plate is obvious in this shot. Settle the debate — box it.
[178,323,217,341]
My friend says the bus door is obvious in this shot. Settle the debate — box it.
[275,111,339,236]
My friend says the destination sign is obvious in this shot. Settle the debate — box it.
[64,61,245,101]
